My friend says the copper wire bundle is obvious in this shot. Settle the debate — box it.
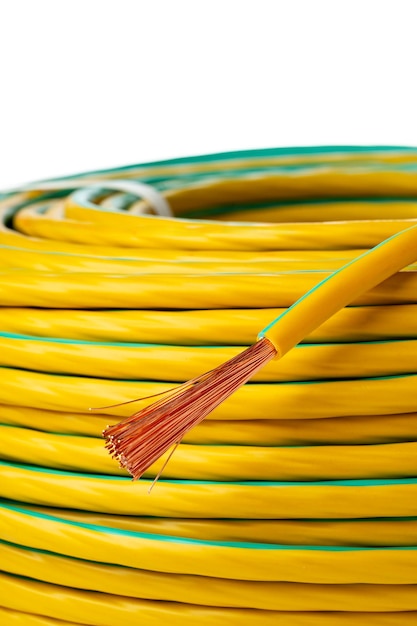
[103,337,277,481]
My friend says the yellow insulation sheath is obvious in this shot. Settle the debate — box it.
[2,405,417,445]
[1,464,417,520]
[0,366,416,421]
[261,224,417,355]
[2,424,417,481]
[0,608,84,626]
[1,504,417,584]
[3,572,417,626]
[2,607,417,626]
[3,540,417,612]
[1,269,417,308]
[21,502,417,547]
[2,335,417,381]
[0,304,416,344]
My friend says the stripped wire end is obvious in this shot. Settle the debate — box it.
[103,337,276,484]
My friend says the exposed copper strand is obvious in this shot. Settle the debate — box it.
[102,338,276,483]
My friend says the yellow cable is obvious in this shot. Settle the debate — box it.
[1,463,417,520]
[2,146,417,621]
[0,365,416,421]
[0,304,416,344]
[261,224,417,356]
[21,502,417,547]
[3,424,417,481]
[3,571,417,626]
[1,499,413,585]
[2,404,417,445]
[2,334,417,381]
[3,540,417,612]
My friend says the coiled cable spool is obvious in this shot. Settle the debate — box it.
[1,146,417,624]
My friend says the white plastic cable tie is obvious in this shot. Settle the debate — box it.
[7,178,173,217]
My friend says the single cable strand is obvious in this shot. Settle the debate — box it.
[104,224,417,481]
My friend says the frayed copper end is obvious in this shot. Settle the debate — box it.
[103,338,277,484]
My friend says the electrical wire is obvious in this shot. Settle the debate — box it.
[1,146,417,623]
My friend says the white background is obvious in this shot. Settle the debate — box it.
[1,0,416,188]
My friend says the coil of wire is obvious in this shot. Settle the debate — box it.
[1,146,417,625]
